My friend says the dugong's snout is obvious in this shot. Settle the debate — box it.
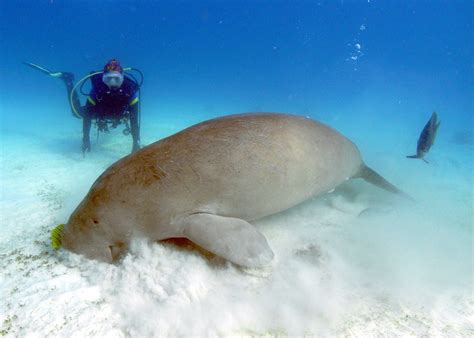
[61,227,113,263]
[60,215,119,263]
[56,197,133,263]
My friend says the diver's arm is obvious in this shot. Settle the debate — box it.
[82,105,93,153]
[82,116,92,153]
[129,102,141,153]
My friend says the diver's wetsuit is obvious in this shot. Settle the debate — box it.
[61,72,141,153]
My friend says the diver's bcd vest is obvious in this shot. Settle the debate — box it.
[89,74,138,118]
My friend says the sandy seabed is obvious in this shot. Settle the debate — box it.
[1,117,472,337]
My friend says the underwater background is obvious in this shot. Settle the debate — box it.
[0,0,472,336]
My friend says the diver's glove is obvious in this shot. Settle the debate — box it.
[82,137,91,153]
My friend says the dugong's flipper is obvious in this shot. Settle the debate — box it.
[179,213,274,268]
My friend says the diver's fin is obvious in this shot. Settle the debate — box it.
[179,213,274,268]
[356,164,414,201]
[23,62,52,75]
[23,62,64,78]
[406,155,418,159]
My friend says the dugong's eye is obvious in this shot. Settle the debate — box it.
[93,219,99,224]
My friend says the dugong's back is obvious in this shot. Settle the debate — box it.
[106,113,362,220]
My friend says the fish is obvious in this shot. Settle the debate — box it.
[407,112,440,163]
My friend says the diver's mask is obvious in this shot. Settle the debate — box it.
[102,71,124,89]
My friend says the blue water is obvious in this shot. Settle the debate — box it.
[0,1,472,336]
[1,1,472,129]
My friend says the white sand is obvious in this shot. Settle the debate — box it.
[0,113,472,336]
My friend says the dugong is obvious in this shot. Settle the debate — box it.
[54,113,405,267]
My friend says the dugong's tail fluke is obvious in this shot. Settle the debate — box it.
[356,165,413,200]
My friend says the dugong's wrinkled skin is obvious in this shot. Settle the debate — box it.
[61,113,400,267]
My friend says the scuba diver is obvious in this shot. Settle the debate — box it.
[24,59,143,154]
